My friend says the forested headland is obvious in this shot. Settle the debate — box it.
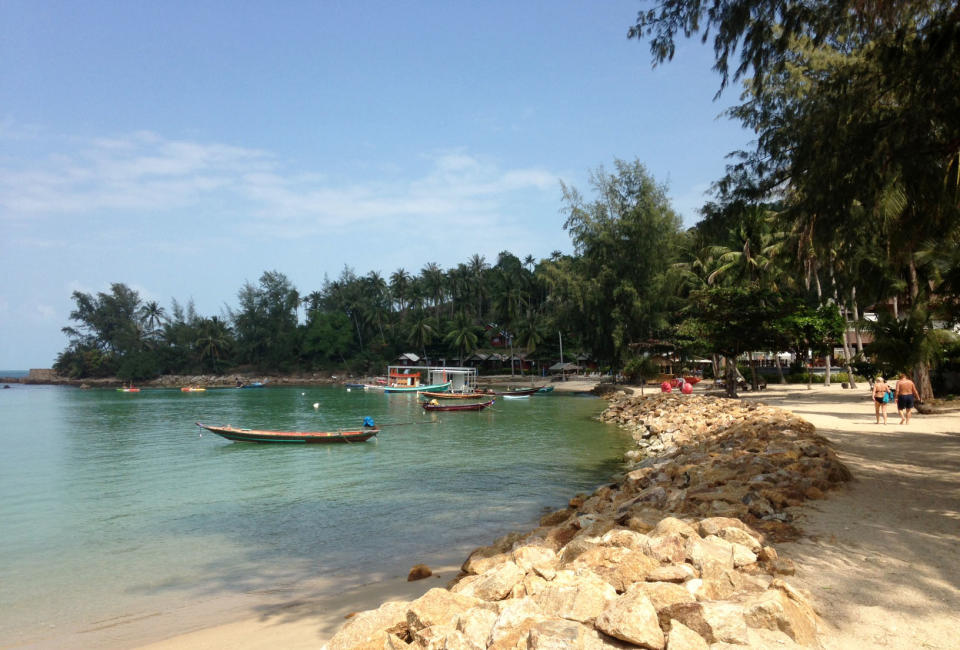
[55,2,960,399]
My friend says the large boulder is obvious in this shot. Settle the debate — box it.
[660,601,748,645]
[666,619,709,650]
[322,600,410,650]
[594,586,665,649]
[452,561,525,601]
[454,606,498,648]
[532,570,618,624]
[407,588,487,633]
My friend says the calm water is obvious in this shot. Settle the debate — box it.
[0,384,629,645]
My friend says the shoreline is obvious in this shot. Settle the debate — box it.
[14,383,956,648]
[139,384,958,649]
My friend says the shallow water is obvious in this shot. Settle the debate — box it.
[0,384,629,645]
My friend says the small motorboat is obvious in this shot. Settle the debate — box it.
[196,422,378,444]
[502,394,530,400]
[117,387,140,393]
[536,386,555,393]
[421,399,495,412]
[181,387,206,392]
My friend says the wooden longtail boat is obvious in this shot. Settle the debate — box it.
[421,399,495,412]
[196,422,379,444]
[491,386,544,396]
[419,391,486,400]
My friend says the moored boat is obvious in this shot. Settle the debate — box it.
[181,386,206,392]
[196,422,379,444]
[490,386,543,396]
[537,386,555,393]
[421,399,495,412]
[502,394,530,400]
[419,390,486,400]
[385,380,452,393]
[117,387,140,393]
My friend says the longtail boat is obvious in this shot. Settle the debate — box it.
[490,386,544,396]
[385,380,452,393]
[196,422,379,444]
[419,390,486,400]
[421,399,495,412]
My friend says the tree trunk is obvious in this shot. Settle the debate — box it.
[748,351,759,391]
[724,355,738,398]
[839,303,858,389]
[825,354,832,387]
[851,287,864,354]
[914,361,935,402]
[711,354,721,386]
[774,354,786,384]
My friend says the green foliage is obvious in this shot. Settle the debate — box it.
[552,159,683,367]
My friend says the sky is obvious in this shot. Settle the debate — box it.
[0,1,754,369]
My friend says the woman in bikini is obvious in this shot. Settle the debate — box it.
[894,372,919,425]
[872,376,890,424]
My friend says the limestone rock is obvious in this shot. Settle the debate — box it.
[407,588,486,633]
[323,600,410,650]
[646,564,698,583]
[743,588,818,645]
[453,561,525,601]
[594,587,665,649]
[533,570,617,624]
[455,606,497,648]
[488,597,543,645]
[513,545,559,580]
[636,581,695,612]
[414,624,480,649]
[666,619,709,650]
[660,602,748,645]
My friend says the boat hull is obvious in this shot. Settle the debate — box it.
[421,399,495,412]
[196,422,378,444]
[491,386,543,396]
[419,391,486,400]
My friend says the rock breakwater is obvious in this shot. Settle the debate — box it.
[322,394,851,649]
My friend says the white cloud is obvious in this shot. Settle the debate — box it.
[0,133,559,234]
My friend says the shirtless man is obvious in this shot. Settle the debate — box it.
[894,372,920,424]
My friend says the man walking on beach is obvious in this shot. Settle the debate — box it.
[894,372,919,425]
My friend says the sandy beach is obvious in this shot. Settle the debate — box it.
[23,381,956,649]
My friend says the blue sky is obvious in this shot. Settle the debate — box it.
[0,1,753,369]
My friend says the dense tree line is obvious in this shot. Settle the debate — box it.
[56,2,960,397]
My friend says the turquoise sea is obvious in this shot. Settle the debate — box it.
[0,384,630,647]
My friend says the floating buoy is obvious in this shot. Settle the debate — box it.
[301,392,306,396]
[346,388,351,392]
[313,402,320,409]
